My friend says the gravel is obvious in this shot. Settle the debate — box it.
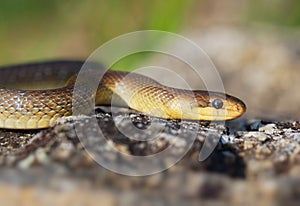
[0,106,299,205]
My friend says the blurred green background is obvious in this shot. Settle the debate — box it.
[0,0,299,70]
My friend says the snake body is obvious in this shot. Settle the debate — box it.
[0,61,246,129]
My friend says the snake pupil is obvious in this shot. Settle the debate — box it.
[212,99,223,109]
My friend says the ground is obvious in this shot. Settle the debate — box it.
[0,107,299,206]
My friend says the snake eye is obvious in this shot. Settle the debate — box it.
[212,99,223,109]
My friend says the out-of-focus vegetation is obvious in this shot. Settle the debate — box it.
[0,0,299,70]
[0,0,195,69]
[246,0,300,27]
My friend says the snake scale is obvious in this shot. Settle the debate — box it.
[0,61,246,129]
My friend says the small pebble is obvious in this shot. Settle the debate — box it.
[259,124,276,134]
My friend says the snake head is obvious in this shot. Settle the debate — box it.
[174,91,246,121]
[193,92,246,121]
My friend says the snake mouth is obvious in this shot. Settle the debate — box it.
[182,107,245,121]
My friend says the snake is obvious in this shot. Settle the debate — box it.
[0,61,246,129]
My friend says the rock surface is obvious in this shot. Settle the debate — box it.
[0,107,299,206]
